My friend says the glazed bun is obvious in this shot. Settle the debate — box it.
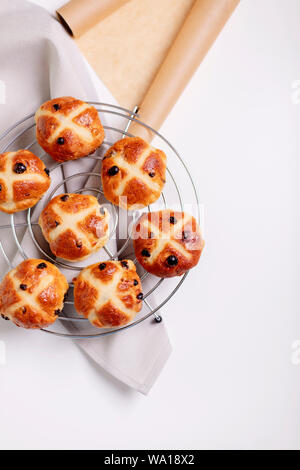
[133,210,204,278]
[0,150,51,213]
[0,259,68,329]
[73,260,143,328]
[39,194,109,262]
[35,97,105,162]
[101,137,167,210]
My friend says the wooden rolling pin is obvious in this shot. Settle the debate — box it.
[129,0,240,140]
[57,0,131,37]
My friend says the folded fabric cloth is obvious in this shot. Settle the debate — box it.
[0,0,172,394]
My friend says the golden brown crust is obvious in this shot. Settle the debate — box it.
[133,210,204,278]
[38,194,109,262]
[0,259,69,329]
[73,260,143,328]
[0,150,51,213]
[101,137,167,210]
[35,97,105,162]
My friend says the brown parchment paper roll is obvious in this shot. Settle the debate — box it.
[129,0,239,140]
[76,0,195,109]
[57,0,131,37]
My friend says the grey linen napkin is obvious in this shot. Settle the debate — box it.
[0,0,172,394]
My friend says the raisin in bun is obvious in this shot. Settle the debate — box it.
[39,194,109,262]
[73,260,143,328]
[133,210,204,278]
[101,137,167,210]
[0,150,51,213]
[0,259,68,329]
[35,97,105,162]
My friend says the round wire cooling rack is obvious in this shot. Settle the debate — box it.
[0,102,201,339]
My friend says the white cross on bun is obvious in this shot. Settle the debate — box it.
[0,259,68,329]
[73,260,143,328]
[133,210,204,278]
[101,137,167,210]
[39,193,110,262]
[0,150,51,213]
[35,97,105,162]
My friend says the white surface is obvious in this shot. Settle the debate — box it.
[1,0,300,450]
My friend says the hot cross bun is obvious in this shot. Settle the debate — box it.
[73,260,143,328]
[39,194,110,262]
[35,97,105,162]
[0,259,68,329]
[133,210,204,278]
[0,150,51,213]
[101,137,167,210]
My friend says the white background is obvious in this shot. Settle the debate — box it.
[1,0,300,450]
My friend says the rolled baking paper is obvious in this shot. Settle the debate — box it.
[76,0,195,109]
[129,0,240,141]
[57,0,131,37]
